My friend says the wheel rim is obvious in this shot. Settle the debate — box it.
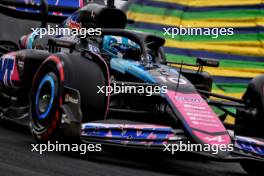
[35,74,55,120]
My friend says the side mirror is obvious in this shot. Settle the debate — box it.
[196,58,219,67]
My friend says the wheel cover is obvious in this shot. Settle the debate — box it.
[35,74,55,120]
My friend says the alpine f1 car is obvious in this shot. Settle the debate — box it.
[0,0,263,175]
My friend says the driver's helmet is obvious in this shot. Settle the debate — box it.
[102,35,141,60]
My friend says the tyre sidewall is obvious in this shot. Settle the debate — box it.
[30,62,62,142]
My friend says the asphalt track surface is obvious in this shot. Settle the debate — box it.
[0,14,248,176]
[0,122,247,176]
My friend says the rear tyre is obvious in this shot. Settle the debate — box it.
[236,75,264,137]
[236,75,264,175]
[29,62,62,142]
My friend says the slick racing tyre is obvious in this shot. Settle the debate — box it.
[236,75,264,175]
[29,58,63,142]
[243,74,264,120]
[236,74,264,137]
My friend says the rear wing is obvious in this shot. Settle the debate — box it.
[0,0,85,24]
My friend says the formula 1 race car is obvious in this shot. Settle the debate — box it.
[0,0,263,175]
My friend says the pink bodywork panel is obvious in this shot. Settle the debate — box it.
[166,90,231,145]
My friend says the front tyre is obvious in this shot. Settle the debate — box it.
[235,75,264,175]
[236,75,264,137]
[30,61,62,142]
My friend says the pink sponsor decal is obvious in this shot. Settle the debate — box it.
[166,90,231,145]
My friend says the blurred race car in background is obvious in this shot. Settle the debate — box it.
[0,0,263,175]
